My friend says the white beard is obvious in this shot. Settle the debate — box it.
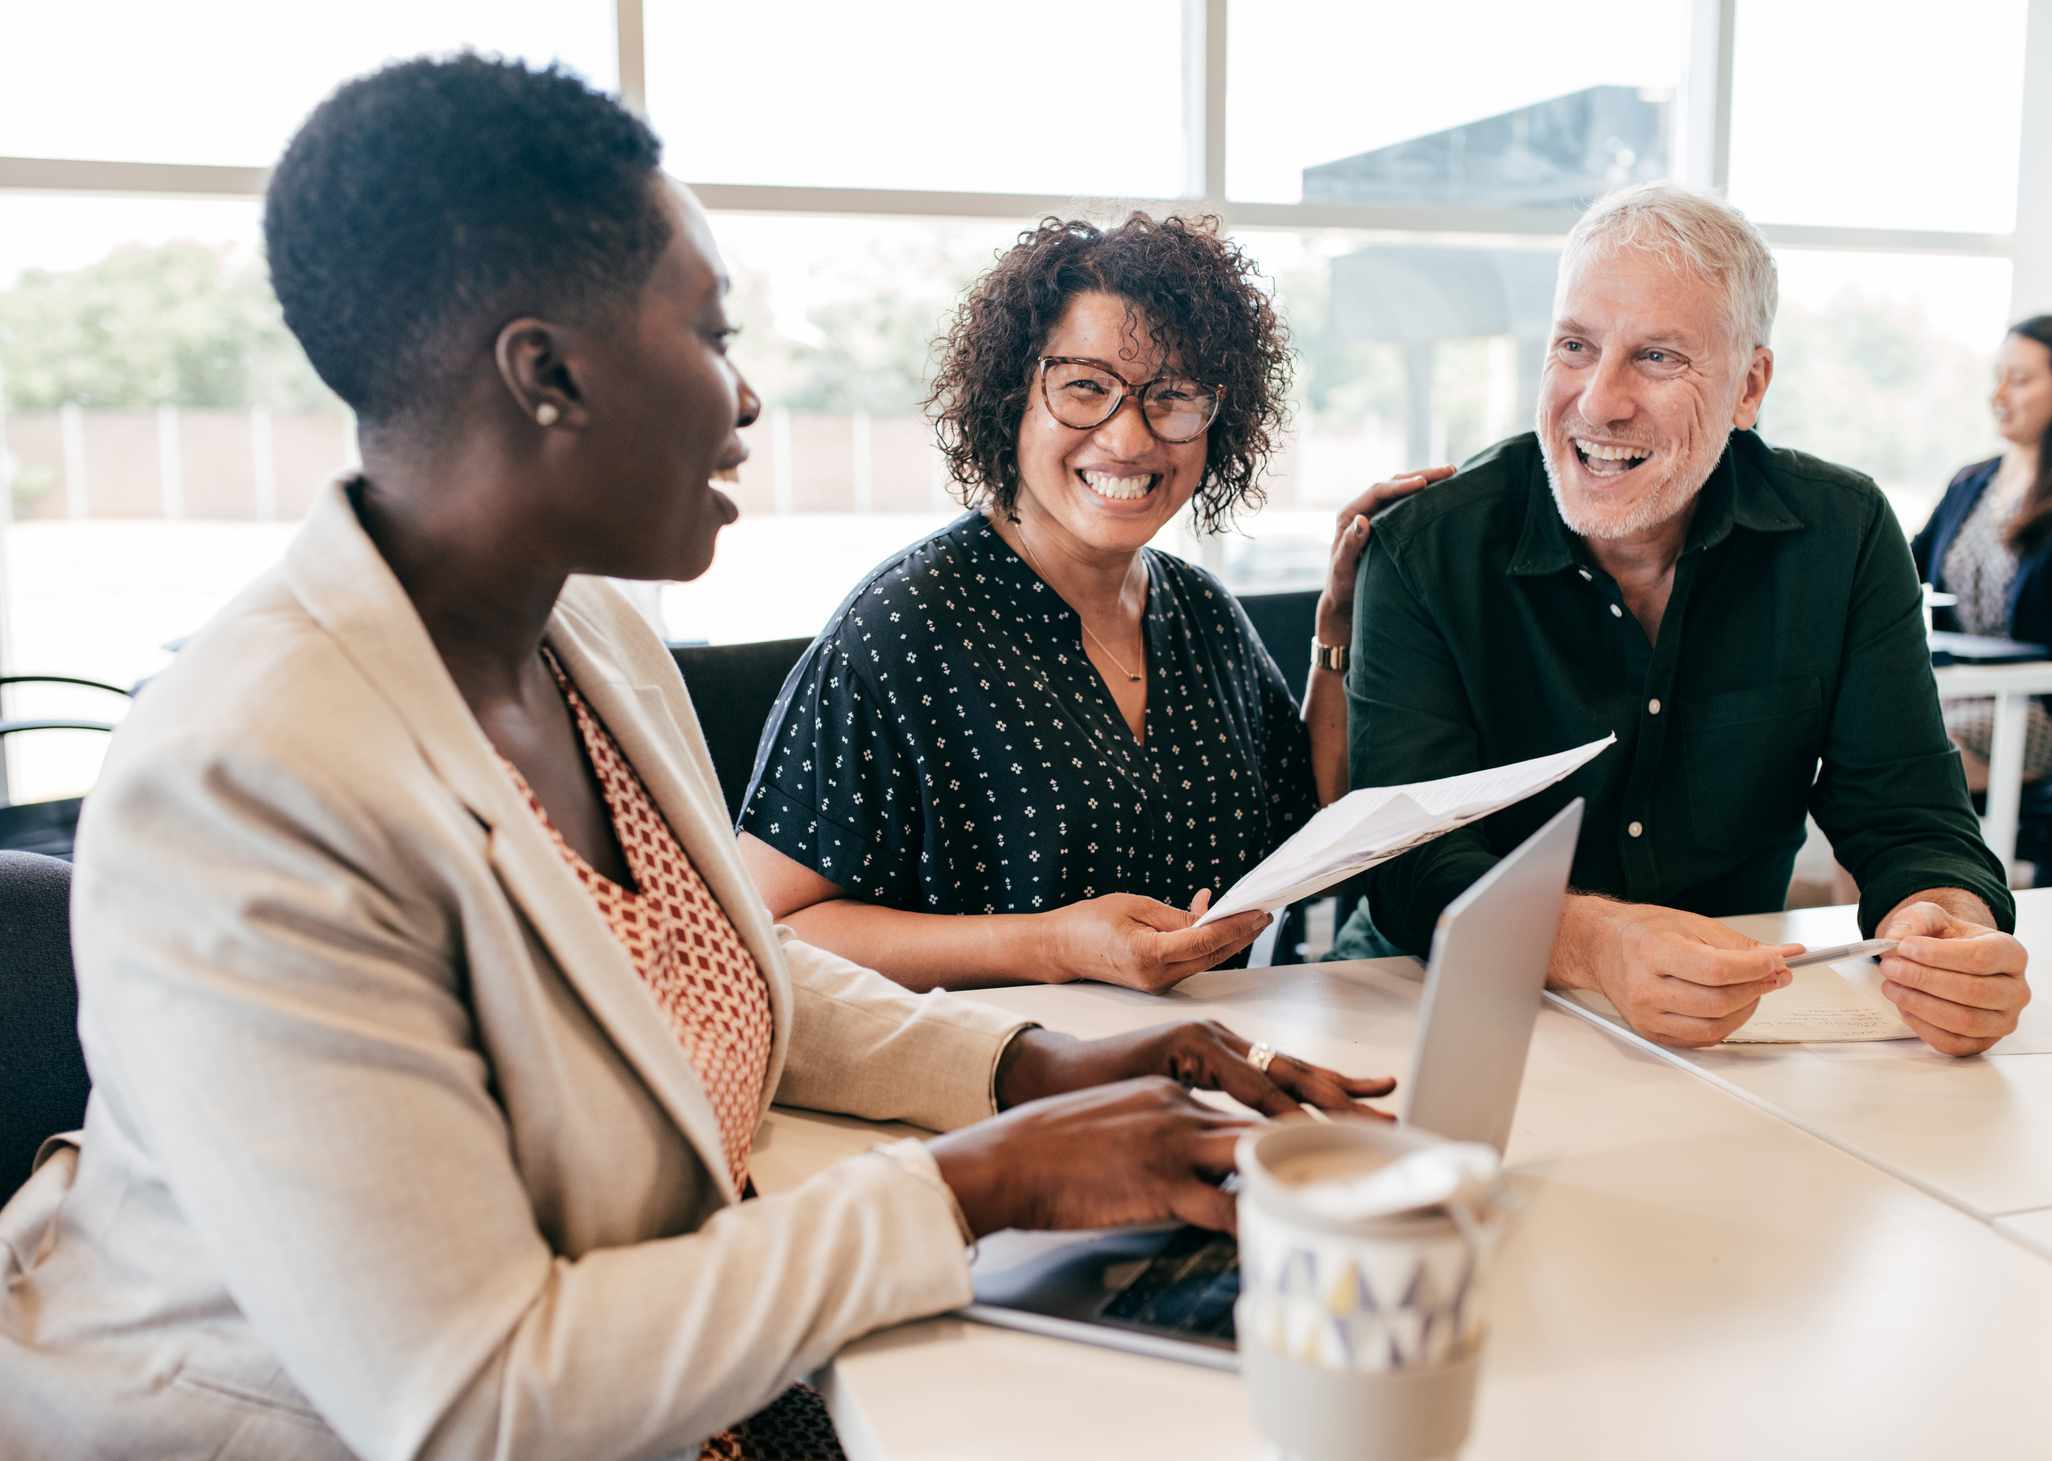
[1537,416,1728,543]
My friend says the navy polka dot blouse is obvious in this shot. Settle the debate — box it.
[740,512,1317,920]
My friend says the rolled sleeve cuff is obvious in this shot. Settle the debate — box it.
[987,1022,1042,1114]
[1859,864,2016,937]
[869,1137,978,1247]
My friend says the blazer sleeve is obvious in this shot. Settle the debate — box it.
[70,735,987,1461]
[774,931,1034,1129]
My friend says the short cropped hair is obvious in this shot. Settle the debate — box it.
[265,54,670,429]
[1561,182,1779,359]
[926,214,1292,533]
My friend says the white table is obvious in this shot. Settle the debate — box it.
[1931,658,2052,871]
[756,954,2052,1460]
[1587,892,2052,1229]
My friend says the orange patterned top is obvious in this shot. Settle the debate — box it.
[501,648,774,1191]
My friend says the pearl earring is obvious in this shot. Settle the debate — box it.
[535,403,561,427]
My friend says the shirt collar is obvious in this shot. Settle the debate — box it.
[1507,430,1805,578]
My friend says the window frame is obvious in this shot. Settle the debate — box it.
[3,0,2049,797]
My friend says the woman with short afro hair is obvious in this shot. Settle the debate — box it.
[740,214,1445,994]
[0,55,1400,1461]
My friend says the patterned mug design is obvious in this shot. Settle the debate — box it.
[1234,1124,1503,1375]
[1235,1221,1481,1371]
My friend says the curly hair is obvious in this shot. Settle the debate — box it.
[925,214,1293,534]
[265,54,670,431]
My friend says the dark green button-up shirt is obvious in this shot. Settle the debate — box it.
[1339,428,2012,958]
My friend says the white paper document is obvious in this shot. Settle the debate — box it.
[1565,960,1917,1044]
[1192,735,1616,926]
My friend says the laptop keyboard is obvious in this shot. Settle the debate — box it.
[1097,1226,1240,1341]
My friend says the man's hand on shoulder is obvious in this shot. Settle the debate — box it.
[1552,895,1798,1047]
[1874,895,2032,1056]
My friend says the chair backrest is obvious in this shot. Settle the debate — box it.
[0,673,134,861]
[1236,588,1321,705]
[669,638,812,824]
[1232,588,1329,965]
[0,797,89,862]
[0,851,90,1202]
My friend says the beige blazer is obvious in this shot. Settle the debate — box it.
[0,481,1030,1461]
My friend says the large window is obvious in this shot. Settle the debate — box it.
[0,196,344,801]
[1728,0,2029,234]
[1226,0,1688,207]
[645,1,1184,197]
[660,211,1031,643]
[0,1,616,166]
[3,0,2045,803]
[1765,252,2017,523]
[1212,228,1557,584]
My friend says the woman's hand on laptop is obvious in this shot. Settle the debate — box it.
[929,1077,1255,1237]
[1553,895,1800,1047]
[995,1021,1396,1120]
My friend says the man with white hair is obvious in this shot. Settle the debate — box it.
[1337,182,2032,1054]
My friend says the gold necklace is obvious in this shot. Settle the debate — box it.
[1013,531,1145,684]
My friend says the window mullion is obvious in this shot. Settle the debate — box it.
[2015,0,2052,317]
[615,0,647,115]
[1183,0,1227,208]
[1676,0,1735,193]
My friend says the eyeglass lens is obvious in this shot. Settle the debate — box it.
[1042,359,1216,443]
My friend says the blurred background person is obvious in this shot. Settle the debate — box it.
[1914,315,2052,791]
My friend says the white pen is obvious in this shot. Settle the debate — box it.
[1783,938,1898,969]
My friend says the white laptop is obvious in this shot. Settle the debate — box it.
[960,798,1583,1370]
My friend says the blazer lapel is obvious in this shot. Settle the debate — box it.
[544,599,796,1108]
[482,810,741,1207]
[281,480,741,1205]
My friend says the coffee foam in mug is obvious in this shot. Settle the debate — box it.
[1272,1142,1501,1223]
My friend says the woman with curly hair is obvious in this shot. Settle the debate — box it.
[738,215,1444,992]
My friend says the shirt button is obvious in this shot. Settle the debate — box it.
[1609,603,1624,619]
[1627,820,1645,839]
[1577,568,1594,583]
[1647,698,1662,715]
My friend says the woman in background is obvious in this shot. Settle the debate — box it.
[0,56,1396,1461]
[740,216,1445,993]
[1914,315,2052,790]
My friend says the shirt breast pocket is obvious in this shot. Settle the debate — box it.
[1680,675,1826,854]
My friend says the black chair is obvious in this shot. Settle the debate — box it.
[0,851,90,1203]
[669,638,811,823]
[0,674,134,861]
[1236,588,1321,706]
[1235,589,1330,961]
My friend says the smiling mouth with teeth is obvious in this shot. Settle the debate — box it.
[1079,469,1159,501]
[1572,439,1654,478]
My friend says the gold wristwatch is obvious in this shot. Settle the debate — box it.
[1311,640,1348,674]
